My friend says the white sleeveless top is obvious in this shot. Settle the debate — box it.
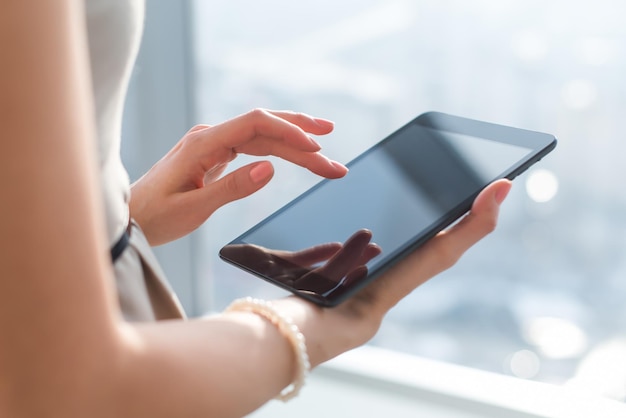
[85,0,185,321]
[85,0,141,243]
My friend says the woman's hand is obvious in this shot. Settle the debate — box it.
[273,178,513,367]
[129,109,348,246]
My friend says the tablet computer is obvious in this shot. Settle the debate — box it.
[219,111,557,307]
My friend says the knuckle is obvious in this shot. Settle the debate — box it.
[292,111,306,120]
[188,123,210,133]
[432,242,462,270]
[247,108,268,120]
[216,170,255,201]
[181,127,204,147]
[482,216,498,234]
[218,173,242,197]
[472,213,498,236]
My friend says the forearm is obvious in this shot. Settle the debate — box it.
[117,315,296,417]
[113,297,360,418]
[0,1,130,415]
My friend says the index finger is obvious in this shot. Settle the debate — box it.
[266,110,335,135]
[210,108,329,153]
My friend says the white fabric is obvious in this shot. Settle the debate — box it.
[84,0,185,320]
[85,0,144,245]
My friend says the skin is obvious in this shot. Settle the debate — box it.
[0,1,512,417]
[130,110,348,246]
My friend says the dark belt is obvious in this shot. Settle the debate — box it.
[110,222,132,263]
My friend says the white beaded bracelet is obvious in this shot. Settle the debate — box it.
[225,297,311,402]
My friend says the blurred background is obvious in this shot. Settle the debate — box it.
[124,0,626,404]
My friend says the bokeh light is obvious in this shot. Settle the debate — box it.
[525,169,559,203]
[523,316,588,359]
[561,79,598,110]
[507,349,541,379]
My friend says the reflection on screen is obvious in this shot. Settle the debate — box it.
[224,123,532,304]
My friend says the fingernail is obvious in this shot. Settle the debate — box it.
[313,118,334,129]
[249,162,273,183]
[308,136,322,151]
[331,160,349,174]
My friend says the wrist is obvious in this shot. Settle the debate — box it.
[128,183,163,246]
[271,297,373,368]
[225,297,310,401]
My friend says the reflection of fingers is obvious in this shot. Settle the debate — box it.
[220,244,266,267]
[359,243,382,265]
[344,265,369,287]
[279,243,343,266]
[317,230,372,280]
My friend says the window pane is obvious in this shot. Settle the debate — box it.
[191,0,626,390]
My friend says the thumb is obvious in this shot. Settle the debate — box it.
[195,161,274,213]
[432,178,512,259]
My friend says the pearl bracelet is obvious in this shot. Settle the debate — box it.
[225,297,311,402]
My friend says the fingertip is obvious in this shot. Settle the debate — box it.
[312,156,348,179]
[329,160,349,178]
[313,117,335,132]
[307,136,322,152]
[249,161,274,184]
[476,179,512,209]
[493,179,513,205]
